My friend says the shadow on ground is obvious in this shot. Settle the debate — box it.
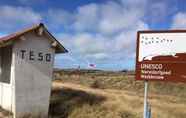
[49,87,106,118]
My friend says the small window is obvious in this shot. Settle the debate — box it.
[0,46,12,84]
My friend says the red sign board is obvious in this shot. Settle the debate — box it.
[136,30,186,82]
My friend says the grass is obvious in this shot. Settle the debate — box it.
[54,69,186,98]
[49,86,106,118]
[2,69,185,118]
[50,82,141,118]
[51,69,186,118]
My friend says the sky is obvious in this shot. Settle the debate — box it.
[0,0,186,70]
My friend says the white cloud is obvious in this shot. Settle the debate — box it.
[0,0,150,69]
[115,21,148,51]
[98,1,144,34]
[146,2,167,23]
[47,0,146,34]
[46,9,74,30]
[171,12,186,29]
[55,0,149,67]
[58,21,148,63]
[74,34,108,54]
[73,3,99,31]
[144,1,177,24]
[86,53,109,60]
[0,6,42,31]
[59,33,109,55]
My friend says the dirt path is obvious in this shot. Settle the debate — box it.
[52,81,186,118]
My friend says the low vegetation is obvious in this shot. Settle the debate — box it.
[50,69,186,118]
[2,69,185,118]
[54,69,186,97]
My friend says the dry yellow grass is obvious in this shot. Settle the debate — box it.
[2,69,185,118]
[51,80,186,118]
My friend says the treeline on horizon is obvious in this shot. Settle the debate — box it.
[54,68,135,75]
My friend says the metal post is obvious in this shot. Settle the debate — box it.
[146,102,149,118]
[148,105,151,118]
[146,102,151,118]
[143,80,148,118]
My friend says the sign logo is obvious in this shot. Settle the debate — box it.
[136,31,186,82]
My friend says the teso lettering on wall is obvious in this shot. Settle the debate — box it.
[20,50,52,62]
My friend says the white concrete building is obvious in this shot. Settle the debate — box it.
[0,23,68,118]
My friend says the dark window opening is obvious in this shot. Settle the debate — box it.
[0,46,12,84]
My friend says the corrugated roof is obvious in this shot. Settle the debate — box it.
[0,23,68,53]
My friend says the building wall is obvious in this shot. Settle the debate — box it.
[0,46,14,112]
[0,83,13,111]
[13,31,55,118]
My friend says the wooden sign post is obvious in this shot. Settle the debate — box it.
[136,30,186,118]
